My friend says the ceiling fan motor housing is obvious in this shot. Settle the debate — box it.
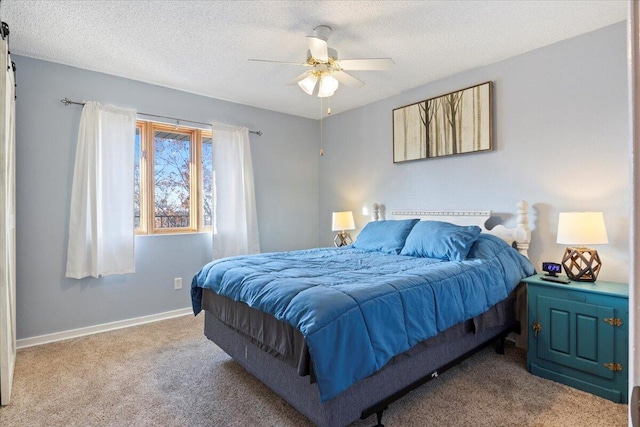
[312,25,333,41]
[306,48,338,65]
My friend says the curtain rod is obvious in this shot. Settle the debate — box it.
[60,98,263,136]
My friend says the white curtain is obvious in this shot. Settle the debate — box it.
[0,38,16,406]
[66,102,137,279]
[211,123,260,259]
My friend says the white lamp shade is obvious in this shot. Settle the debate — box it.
[298,74,318,95]
[318,74,339,98]
[557,212,608,246]
[332,211,355,231]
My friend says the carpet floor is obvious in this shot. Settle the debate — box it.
[0,314,628,426]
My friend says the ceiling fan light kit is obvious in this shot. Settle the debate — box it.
[250,25,394,99]
[299,72,339,98]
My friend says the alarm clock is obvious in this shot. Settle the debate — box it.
[542,262,562,277]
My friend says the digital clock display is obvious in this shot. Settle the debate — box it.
[542,262,562,276]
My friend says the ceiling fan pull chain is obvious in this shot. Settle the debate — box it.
[320,96,324,156]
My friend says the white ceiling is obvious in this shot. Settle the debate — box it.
[1,1,627,120]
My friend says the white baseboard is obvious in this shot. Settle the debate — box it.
[16,307,193,349]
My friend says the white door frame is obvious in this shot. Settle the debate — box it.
[628,1,639,425]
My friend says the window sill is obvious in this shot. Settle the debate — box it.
[135,230,213,237]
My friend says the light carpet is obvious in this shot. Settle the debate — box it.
[0,314,628,426]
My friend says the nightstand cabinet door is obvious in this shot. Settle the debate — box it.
[536,296,615,380]
[525,275,628,404]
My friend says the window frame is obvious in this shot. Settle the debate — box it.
[135,120,212,235]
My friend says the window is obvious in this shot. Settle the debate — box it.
[135,121,213,234]
[201,135,213,228]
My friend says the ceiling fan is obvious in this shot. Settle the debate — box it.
[249,25,394,98]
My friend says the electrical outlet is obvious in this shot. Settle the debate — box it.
[174,277,182,290]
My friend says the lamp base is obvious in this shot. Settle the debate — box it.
[333,231,352,247]
[561,246,602,282]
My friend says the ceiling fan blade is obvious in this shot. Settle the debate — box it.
[338,58,395,70]
[307,36,329,62]
[287,71,311,86]
[248,59,307,66]
[333,71,365,88]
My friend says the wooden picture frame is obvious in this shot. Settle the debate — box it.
[393,81,493,163]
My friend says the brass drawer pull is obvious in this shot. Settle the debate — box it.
[532,321,542,339]
[604,363,623,372]
[603,318,622,327]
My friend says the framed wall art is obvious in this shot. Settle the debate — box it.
[393,81,493,163]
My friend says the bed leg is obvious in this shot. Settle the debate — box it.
[495,336,506,355]
[374,409,385,427]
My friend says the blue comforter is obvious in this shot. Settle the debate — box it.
[191,234,535,402]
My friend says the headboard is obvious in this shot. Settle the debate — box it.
[390,200,531,258]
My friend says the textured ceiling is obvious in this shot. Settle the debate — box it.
[1,1,627,120]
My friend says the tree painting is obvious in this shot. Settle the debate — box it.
[393,82,492,162]
[442,91,463,154]
[393,102,426,161]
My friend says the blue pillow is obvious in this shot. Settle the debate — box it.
[352,219,420,254]
[400,221,482,261]
[466,233,509,260]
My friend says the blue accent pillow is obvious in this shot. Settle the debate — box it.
[400,221,482,261]
[352,219,420,254]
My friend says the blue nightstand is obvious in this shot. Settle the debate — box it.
[523,273,628,403]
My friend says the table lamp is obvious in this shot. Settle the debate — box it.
[332,211,355,247]
[556,212,608,282]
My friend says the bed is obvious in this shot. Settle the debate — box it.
[191,201,535,427]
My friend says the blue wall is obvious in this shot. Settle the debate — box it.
[13,56,319,339]
[319,22,629,283]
